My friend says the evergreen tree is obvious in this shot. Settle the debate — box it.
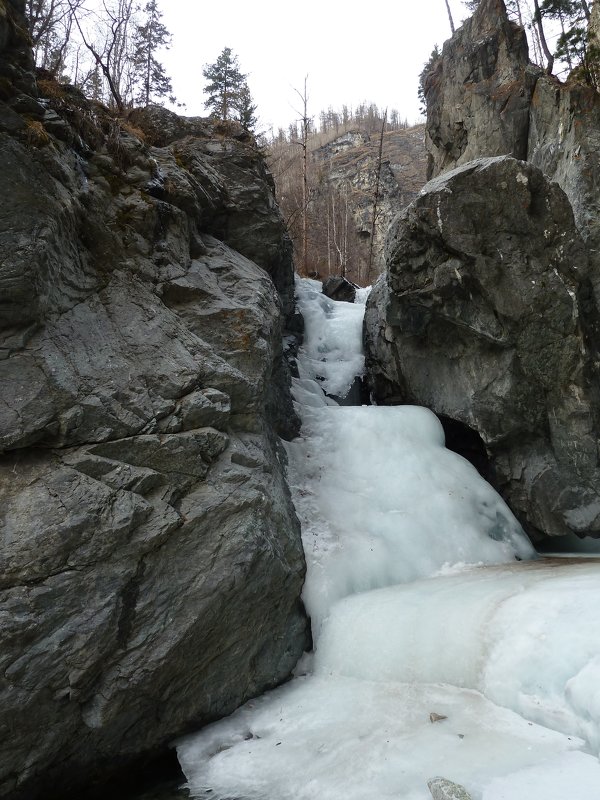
[132,0,175,107]
[418,45,441,114]
[202,47,246,120]
[533,0,600,85]
[236,81,258,131]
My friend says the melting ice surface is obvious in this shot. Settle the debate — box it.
[177,278,600,799]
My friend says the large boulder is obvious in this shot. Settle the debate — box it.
[322,276,357,303]
[424,0,540,180]
[365,156,600,543]
[0,73,308,799]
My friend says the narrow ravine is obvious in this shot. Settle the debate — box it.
[177,279,600,800]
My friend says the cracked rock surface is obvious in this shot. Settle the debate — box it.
[365,156,600,543]
[0,4,308,797]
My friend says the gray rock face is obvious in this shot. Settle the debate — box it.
[365,156,600,542]
[0,1,36,101]
[131,106,296,318]
[425,0,600,290]
[0,55,307,800]
[322,276,357,303]
[528,76,600,282]
[428,777,473,800]
[424,0,540,180]
[368,0,600,544]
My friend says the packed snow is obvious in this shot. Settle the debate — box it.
[177,277,600,800]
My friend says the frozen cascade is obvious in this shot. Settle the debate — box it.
[177,278,600,800]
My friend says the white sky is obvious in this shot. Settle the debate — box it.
[160,0,472,134]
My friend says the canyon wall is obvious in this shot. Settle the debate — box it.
[0,2,308,797]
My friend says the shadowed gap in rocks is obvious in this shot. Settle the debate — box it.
[438,415,496,488]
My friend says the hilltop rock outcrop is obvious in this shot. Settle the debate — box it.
[424,0,600,282]
[281,124,427,282]
[424,0,541,179]
[0,5,308,798]
[365,156,600,542]
[322,126,427,277]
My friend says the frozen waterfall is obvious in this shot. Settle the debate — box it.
[177,278,600,800]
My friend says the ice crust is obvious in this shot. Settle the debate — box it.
[290,403,535,637]
[315,561,600,754]
[177,677,600,800]
[177,278,600,800]
[294,277,367,399]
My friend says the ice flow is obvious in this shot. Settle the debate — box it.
[177,278,600,800]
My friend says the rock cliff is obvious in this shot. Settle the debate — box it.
[0,3,308,797]
[366,0,600,543]
[424,0,540,179]
[425,0,600,282]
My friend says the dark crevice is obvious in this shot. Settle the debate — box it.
[438,414,497,487]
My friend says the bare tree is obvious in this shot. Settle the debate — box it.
[67,0,136,111]
[533,0,555,71]
[26,0,83,75]
[367,110,387,284]
[292,76,311,275]
[444,0,456,33]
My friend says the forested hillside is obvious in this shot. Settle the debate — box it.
[267,108,427,286]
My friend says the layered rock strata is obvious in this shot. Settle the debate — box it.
[0,4,308,797]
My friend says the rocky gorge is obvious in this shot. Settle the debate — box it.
[3,0,600,796]
[365,0,600,545]
[0,1,308,797]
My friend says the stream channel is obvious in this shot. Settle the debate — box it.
[139,278,600,800]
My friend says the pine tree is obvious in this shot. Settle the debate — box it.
[202,47,246,120]
[539,0,597,85]
[236,81,258,131]
[418,46,441,115]
[132,0,175,107]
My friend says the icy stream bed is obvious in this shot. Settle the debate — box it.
[177,279,600,800]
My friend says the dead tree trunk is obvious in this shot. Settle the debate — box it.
[444,0,455,34]
[367,111,387,283]
[533,0,555,73]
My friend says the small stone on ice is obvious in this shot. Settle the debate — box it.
[429,712,448,723]
[427,776,472,800]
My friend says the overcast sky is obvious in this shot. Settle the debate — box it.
[159,0,472,135]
